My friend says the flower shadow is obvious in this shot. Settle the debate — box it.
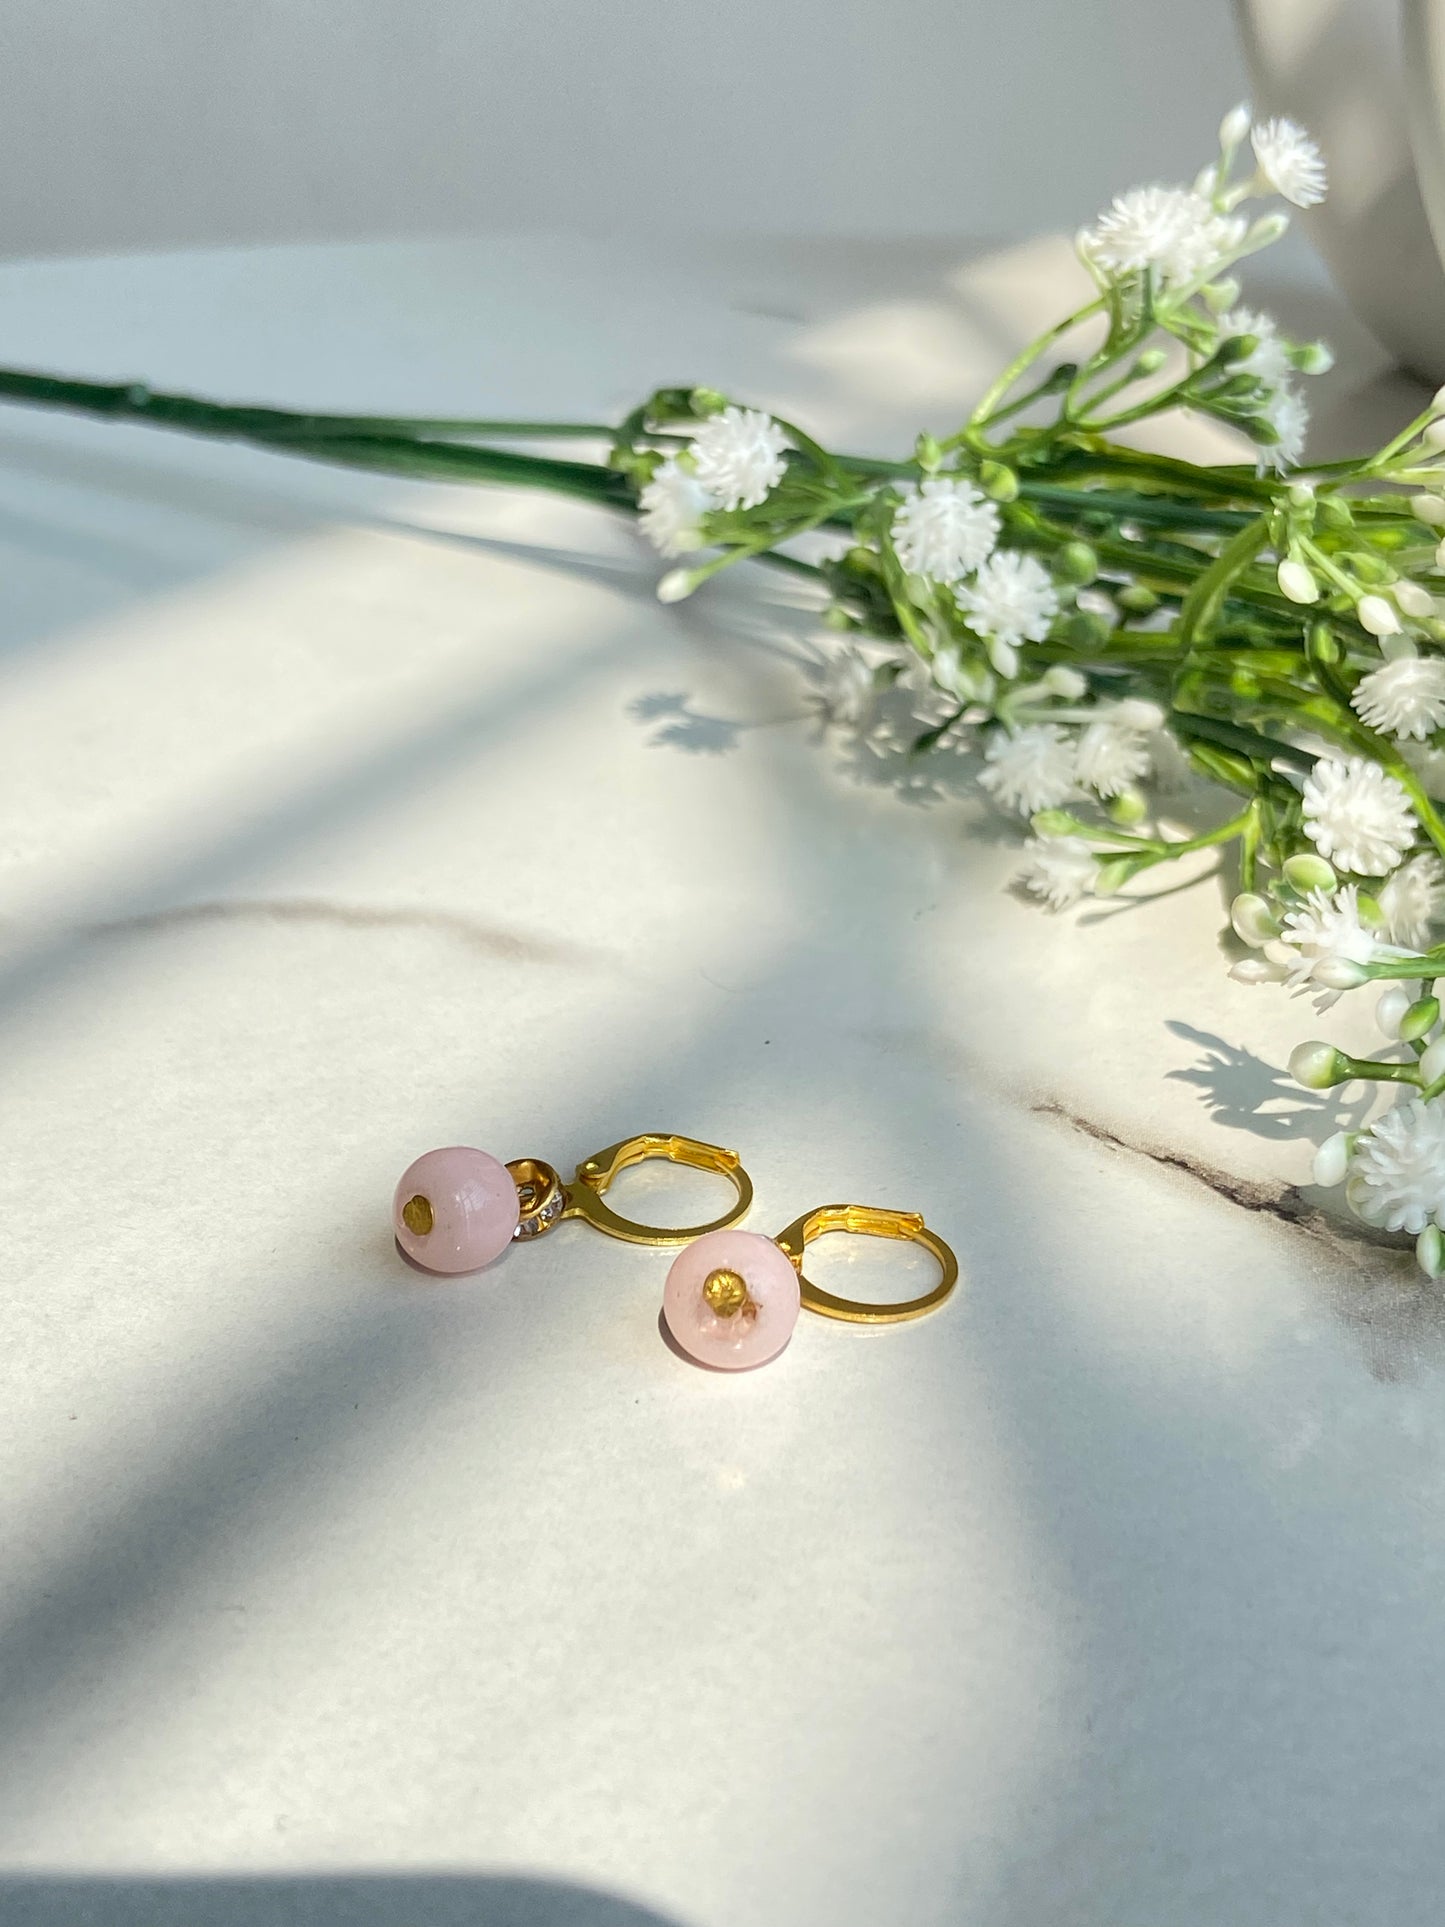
[626,691,745,755]
[1164,1018,1376,1144]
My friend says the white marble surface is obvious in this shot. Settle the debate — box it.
[1,233,1443,1927]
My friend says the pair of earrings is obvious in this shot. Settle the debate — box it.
[391,1132,957,1371]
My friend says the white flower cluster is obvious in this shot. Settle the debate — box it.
[887,475,1061,678]
[1076,108,1329,471]
[1083,185,1244,289]
[1223,750,1445,1273]
[639,404,790,559]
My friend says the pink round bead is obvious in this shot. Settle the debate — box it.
[393,1146,519,1274]
[662,1228,801,1370]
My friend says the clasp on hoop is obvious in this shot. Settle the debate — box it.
[508,1133,753,1248]
[773,1203,959,1324]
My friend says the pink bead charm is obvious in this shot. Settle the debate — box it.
[393,1146,520,1274]
[662,1227,801,1370]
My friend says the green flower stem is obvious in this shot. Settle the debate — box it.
[1017,483,1254,535]
[965,298,1107,431]
[1174,516,1272,654]
[1335,1055,1421,1085]
[0,366,618,444]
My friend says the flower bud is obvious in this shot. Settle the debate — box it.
[1355,892,1386,935]
[1115,698,1167,732]
[1277,557,1320,604]
[1030,809,1077,836]
[1245,211,1290,249]
[1378,985,1414,1038]
[1412,492,1445,528]
[1202,277,1241,313]
[1312,1131,1350,1188]
[1396,579,1437,618]
[1357,593,1401,637]
[1420,1034,1445,1085]
[1425,419,1445,453]
[915,433,943,472]
[987,636,1019,679]
[1061,610,1112,649]
[1107,788,1148,827]
[1042,664,1087,698]
[1220,102,1253,150]
[1117,584,1159,615]
[1131,347,1168,377]
[1289,1040,1348,1088]
[1353,552,1391,583]
[1292,341,1334,374]
[1418,1224,1445,1280]
[1317,958,1370,990]
[1307,620,1339,665]
[1287,481,1315,509]
[979,460,1019,502]
[1056,541,1098,585]
[688,387,727,417]
[1231,892,1281,947]
[1401,995,1441,1043]
[1284,852,1338,894]
[1219,333,1261,366]
[656,568,696,603]
[1318,496,1354,531]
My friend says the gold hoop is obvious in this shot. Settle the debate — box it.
[506,1133,753,1247]
[772,1203,959,1325]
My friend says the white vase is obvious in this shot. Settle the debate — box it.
[1234,0,1445,380]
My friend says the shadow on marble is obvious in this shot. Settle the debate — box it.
[1164,1019,1377,1145]
[0,1874,686,1927]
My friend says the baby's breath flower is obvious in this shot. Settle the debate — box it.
[1301,755,1417,874]
[1082,185,1244,287]
[956,550,1059,651]
[978,724,1078,815]
[1017,834,1097,910]
[1221,306,1293,386]
[1251,117,1328,208]
[891,477,999,582]
[638,456,715,557]
[1074,716,1153,797]
[1350,656,1445,740]
[1256,382,1309,470]
[1274,884,1384,1007]
[1345,1096,1445,1233]
[688,406,788,511]
[1376,852,1445,948]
